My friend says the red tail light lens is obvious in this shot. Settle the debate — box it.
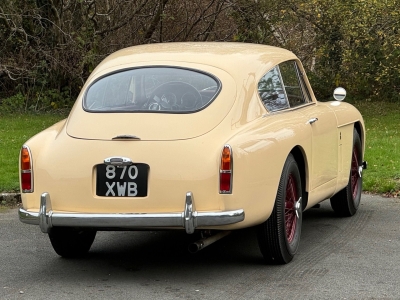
[21,173,32,191]
[20,146,33,193]
[220,173,231,192]
[220,145,232,194]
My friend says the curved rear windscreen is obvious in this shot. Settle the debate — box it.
[84,67,220,113]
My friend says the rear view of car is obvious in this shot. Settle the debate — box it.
[18,42,366,264]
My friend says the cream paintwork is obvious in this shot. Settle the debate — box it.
[20,42,365,230]
[298,103,340,204]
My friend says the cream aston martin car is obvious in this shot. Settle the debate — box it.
[19,42,366,264]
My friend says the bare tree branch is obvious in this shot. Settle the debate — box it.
[94,0,148,37]
[144,0,169,41]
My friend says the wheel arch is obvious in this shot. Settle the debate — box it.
[290,146,309,210]
[354,121,365,154]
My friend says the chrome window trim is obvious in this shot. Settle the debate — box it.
[279,60,308,108]
[257,66,290,113]
[262,102,316,117]
[83,66,222,114]
[295,62,313,103]
[258,60,312,114]
[276,64,290,107]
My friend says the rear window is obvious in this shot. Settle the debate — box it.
[84,67,220,113]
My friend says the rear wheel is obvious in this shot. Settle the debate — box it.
[330,129,362,217]
[48,227,96,258]
[257,154,302,264]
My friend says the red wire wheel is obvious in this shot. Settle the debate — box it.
[257,154,302,264]
[351,147,360,200]
[330,129,362,216]
[285,174,299,243]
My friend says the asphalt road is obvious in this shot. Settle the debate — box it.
[1,194,399,300]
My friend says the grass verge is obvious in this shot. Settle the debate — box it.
[0,112,68,192]
[352,101,400,196]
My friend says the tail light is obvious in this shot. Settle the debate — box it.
[219,145,232,194]
[20,145,33,193]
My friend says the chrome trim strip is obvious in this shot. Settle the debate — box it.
[195,210,244,226]
[111,135,141,140]
[51,212,184,228]
[104,157,133,166]
[18,209,39,225]
[262,102,316,117]
[337,120,361,128]
[19,192,245,233]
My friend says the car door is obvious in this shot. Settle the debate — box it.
[268,61,338,195]
[259,60,339,200]
[278,61,338,190]
[279,61,340,195]
[299,104,338,191]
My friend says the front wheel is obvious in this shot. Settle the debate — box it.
[48,227,97,258]
[330,129,362,217]
[257,154,302,264]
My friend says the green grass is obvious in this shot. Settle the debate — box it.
[352,101,400,196]
[0,103,399,195]
[0,112,68,192]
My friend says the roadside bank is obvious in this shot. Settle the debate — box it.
[0,193,21,207]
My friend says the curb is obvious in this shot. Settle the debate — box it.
[0,193,21,206]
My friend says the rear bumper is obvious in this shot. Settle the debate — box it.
[19,192,245,234]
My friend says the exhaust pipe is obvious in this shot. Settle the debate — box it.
[188,231,231,253]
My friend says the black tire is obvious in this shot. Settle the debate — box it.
[330,129,362,217]
[48,227,96,258]
[257,154,303,264]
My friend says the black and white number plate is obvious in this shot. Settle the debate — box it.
[96,164,149,197]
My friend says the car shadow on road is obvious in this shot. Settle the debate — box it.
[62,200,346,268]
[31,199,366,287]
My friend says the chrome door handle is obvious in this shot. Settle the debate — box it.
[307,118,318,124]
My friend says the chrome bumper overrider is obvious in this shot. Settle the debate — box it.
[18,192,245,234]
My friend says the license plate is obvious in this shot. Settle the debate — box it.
[96,164,149,197]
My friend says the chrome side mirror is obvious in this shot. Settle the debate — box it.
[333,87,346,101]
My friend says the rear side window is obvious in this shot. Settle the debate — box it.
[258,60,309,112]
[258,66,289,112]
[84,67,220,113]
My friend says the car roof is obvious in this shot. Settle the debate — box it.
[89,42,298,80]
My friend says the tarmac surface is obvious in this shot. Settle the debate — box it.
[1,193,400,299]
